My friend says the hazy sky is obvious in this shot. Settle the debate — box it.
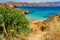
[0,0,60,3]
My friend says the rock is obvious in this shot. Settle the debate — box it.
[21,10,30,14]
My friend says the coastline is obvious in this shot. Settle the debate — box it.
[27,18,47,22]
[0,3,60,40]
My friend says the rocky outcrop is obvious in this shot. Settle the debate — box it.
[0,3,29,14]
[20,10,30,14]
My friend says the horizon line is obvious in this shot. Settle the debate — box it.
[0,1,60,3]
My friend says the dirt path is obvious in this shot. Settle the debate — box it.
[26,20,48,40]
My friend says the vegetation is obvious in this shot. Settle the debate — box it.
[1,4,60,40]
[0,5,30,40]
[45,14,60,40]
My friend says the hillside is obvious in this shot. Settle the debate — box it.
[44,14,60,40]
[0,3,60,40]
[0,4,30,40]
[5,2,60,6]
[26,14,60,40]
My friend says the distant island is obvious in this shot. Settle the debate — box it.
[3,1,60,6]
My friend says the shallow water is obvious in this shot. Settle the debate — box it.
[17,6,60,20]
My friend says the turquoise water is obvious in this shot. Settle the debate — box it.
[17,6,60,20]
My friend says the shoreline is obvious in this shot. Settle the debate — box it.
[28,18,47,22]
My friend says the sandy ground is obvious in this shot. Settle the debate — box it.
[26,20,48,40]
[27,31,48,40]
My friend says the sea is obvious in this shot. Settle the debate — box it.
[17,6,60,20]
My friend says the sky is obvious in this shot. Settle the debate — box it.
[0,0,60,3]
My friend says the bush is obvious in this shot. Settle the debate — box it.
[0,5,30,39]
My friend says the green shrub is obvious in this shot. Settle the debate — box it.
[0,6,30,39]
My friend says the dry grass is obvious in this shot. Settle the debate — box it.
[46,14,60,40]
